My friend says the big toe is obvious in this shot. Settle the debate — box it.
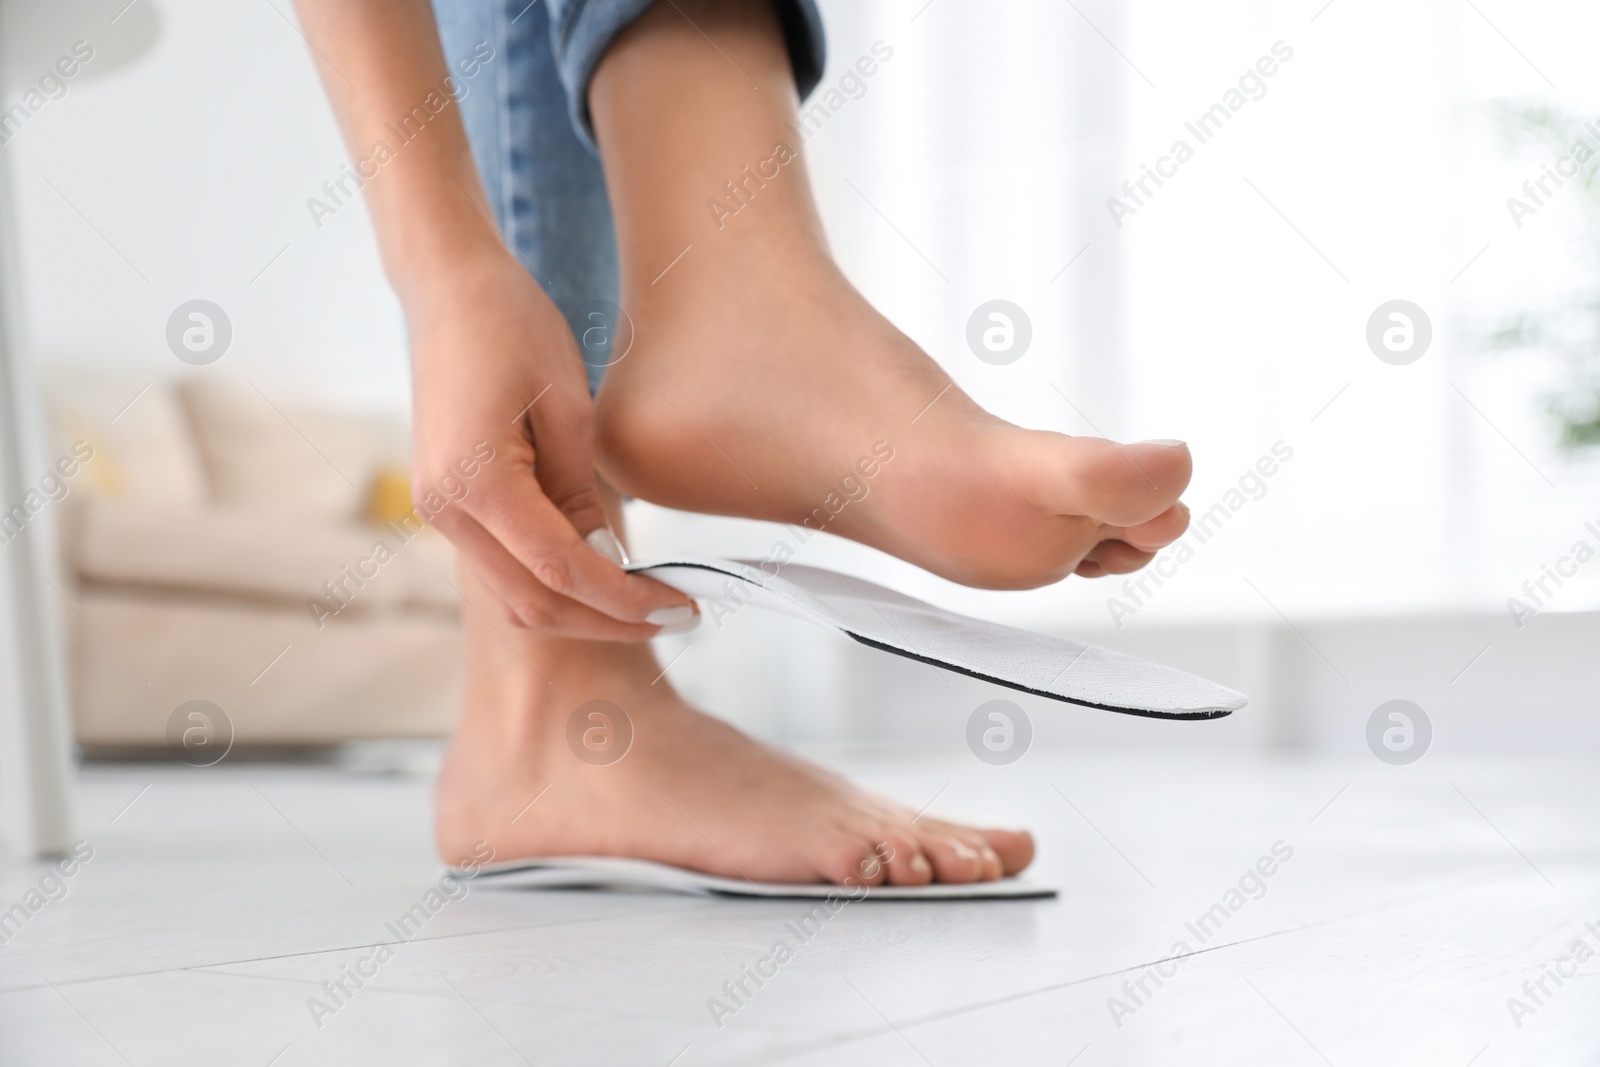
[978,828,1035,876]
[917,820,1036,881]
[1017,433,1191,528]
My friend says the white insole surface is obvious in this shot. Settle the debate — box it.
[629,557,1247,719]
[467,856,1057,899]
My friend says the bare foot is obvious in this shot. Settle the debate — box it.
[436,567,1033,885]
[595,262,1192,589]
[588,0,1191,590]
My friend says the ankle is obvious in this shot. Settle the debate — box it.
[460,616,659,717]
[591,0,827,291]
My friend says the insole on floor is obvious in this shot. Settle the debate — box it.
[466,856,1058,900]
[630,557,1247,719]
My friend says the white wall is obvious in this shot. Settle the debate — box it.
[3,0,409,410]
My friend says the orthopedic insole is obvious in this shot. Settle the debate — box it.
[468,856,1057,899]
[629,557,1247,719]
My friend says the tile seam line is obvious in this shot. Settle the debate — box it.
[0,903,695,995]
[741,869,1530,1064]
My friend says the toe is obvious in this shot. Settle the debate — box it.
[890,849,935,886]
[920,835,988,883]
[1017,433,1191,528]
[880,828,935,886]
[819,836,889,888]
[948,831,1005,881]
[1111,501,1190,552]
[921,820,1034,880]
[975,842,1004,881]
[978,828,1036,876]
[1079,539,1156,575]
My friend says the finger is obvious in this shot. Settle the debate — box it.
[521,388,614,545]
[464,462,694,624]
[443,512,664,640]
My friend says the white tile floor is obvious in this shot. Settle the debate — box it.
[1,748,1597,1066]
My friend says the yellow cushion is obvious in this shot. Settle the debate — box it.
[365,467,420,526]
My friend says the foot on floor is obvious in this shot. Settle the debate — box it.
[435,604,1033,885]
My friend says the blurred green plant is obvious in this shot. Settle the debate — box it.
[1487,103,1600,449]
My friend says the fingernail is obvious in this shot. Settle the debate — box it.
[911,853,932,877]
[1138,438,1187,447]
[646,604,698,634]
[585,526,629,566]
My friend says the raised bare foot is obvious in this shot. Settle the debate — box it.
[595,264,1192,589]
[588,0,1191,590]
[436,568,1033,884]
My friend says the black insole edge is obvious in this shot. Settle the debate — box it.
[844,631,1232,721]
[639,561,1235,721]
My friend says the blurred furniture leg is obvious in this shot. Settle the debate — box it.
[0,137,76,859]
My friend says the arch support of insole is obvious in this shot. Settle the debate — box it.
[628,557,1247,720]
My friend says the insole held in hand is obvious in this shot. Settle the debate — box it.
[628,557,1247,719]
[467,856,1057,900]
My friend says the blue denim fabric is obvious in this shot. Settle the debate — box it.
[433,0,620,393]
[432,0,825,393]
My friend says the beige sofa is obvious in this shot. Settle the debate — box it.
[40,371,461,750]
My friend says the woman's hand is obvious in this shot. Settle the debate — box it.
[407,252,696,639]
[289,0,693,639]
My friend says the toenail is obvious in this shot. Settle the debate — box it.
[911,853,931,877]
[646,604,699,634]
[585,526,629,566]
[1137,438,1187,448]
